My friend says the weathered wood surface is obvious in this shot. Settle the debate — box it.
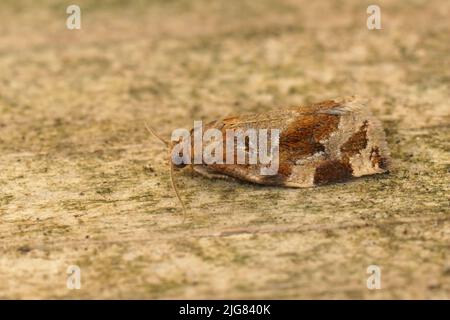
[0,0,449,299]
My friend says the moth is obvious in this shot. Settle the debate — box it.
[148,96,390,216]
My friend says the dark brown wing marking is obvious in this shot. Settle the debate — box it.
[274,113,340,179]
[370,146,388,170]
[313,160,353,185]
[340,120,369,156]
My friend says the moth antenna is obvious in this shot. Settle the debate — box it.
[145,122,187,220]
[145,122,169,147]
[169,151,188,221]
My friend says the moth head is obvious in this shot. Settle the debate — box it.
[170,137,190,169]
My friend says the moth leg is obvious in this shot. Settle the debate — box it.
[193,165,234,181]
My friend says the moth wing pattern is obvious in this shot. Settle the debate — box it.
[193,96,390,188]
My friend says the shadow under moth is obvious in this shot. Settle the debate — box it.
[148,96,390,217]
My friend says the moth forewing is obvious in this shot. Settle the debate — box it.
[191,96,390,187]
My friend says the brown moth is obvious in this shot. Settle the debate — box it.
[148,96,390,215]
